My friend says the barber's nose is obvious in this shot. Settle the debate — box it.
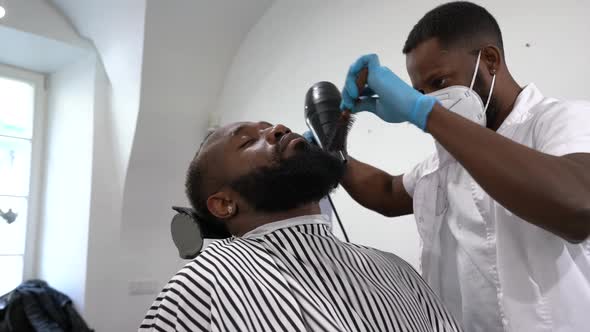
[265,124,291,144]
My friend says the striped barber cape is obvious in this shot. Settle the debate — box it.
[139,215,462,332]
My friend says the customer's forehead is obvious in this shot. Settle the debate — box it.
[208,122,245,145]
[197,122,250,157]
[205,121,273,147]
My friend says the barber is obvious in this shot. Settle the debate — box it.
[338,2,590,331]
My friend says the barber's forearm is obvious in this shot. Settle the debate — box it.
[341,157,412,217]
[426,104,590,242]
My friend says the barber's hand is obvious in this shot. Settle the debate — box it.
[340,54,437,131]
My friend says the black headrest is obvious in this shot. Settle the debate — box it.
[170,206,231,259]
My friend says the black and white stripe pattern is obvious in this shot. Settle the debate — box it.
[140,223,462,331]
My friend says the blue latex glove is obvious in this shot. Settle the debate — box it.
[340,54,437,131]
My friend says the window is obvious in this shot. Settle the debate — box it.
[0,64,44,296]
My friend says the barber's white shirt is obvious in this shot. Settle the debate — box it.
[403,84,590,332]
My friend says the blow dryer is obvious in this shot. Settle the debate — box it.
[304,69,367,162]
[303,81,352,242]
[304,81,350,162]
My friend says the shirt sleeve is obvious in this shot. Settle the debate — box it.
[533,101,590,156]
[402,153,438,198]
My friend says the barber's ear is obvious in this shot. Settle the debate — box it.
[482,45,502,75]
[206,192,236,220]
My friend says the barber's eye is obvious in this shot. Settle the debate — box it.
[432,78,447,89]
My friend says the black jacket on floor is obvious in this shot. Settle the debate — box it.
[0,280,92,332]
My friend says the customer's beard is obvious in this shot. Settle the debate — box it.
[229,144,345,212]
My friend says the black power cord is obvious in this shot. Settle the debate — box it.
[327,194,349,242]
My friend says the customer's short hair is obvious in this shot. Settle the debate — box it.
[185,131,217,222]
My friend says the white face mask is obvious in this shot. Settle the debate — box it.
[427,50,496,165]
[426,50,496,127]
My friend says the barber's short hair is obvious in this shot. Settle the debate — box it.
[185,131,217,222]
[403,1,503,54]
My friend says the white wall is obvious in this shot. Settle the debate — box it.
[216,0,590,268]
[83,59,126,331]
[0,0,91,74]
[51,0,146,180]
[0,0,87,48]
[38,54,96,312]
[49,1,147,329]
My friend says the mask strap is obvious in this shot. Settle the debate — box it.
[470,50,496,113]
[469,50,481,90]
[484,74,496,112]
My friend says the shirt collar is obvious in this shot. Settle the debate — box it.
[499,83,544,129]
[241,214,330,239]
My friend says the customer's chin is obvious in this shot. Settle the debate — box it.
[281,141,308,159]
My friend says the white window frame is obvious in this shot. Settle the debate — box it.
[0,63,46,281]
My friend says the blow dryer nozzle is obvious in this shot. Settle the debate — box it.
[304,81,353,162]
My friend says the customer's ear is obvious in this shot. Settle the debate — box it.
[206,192,236,220]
